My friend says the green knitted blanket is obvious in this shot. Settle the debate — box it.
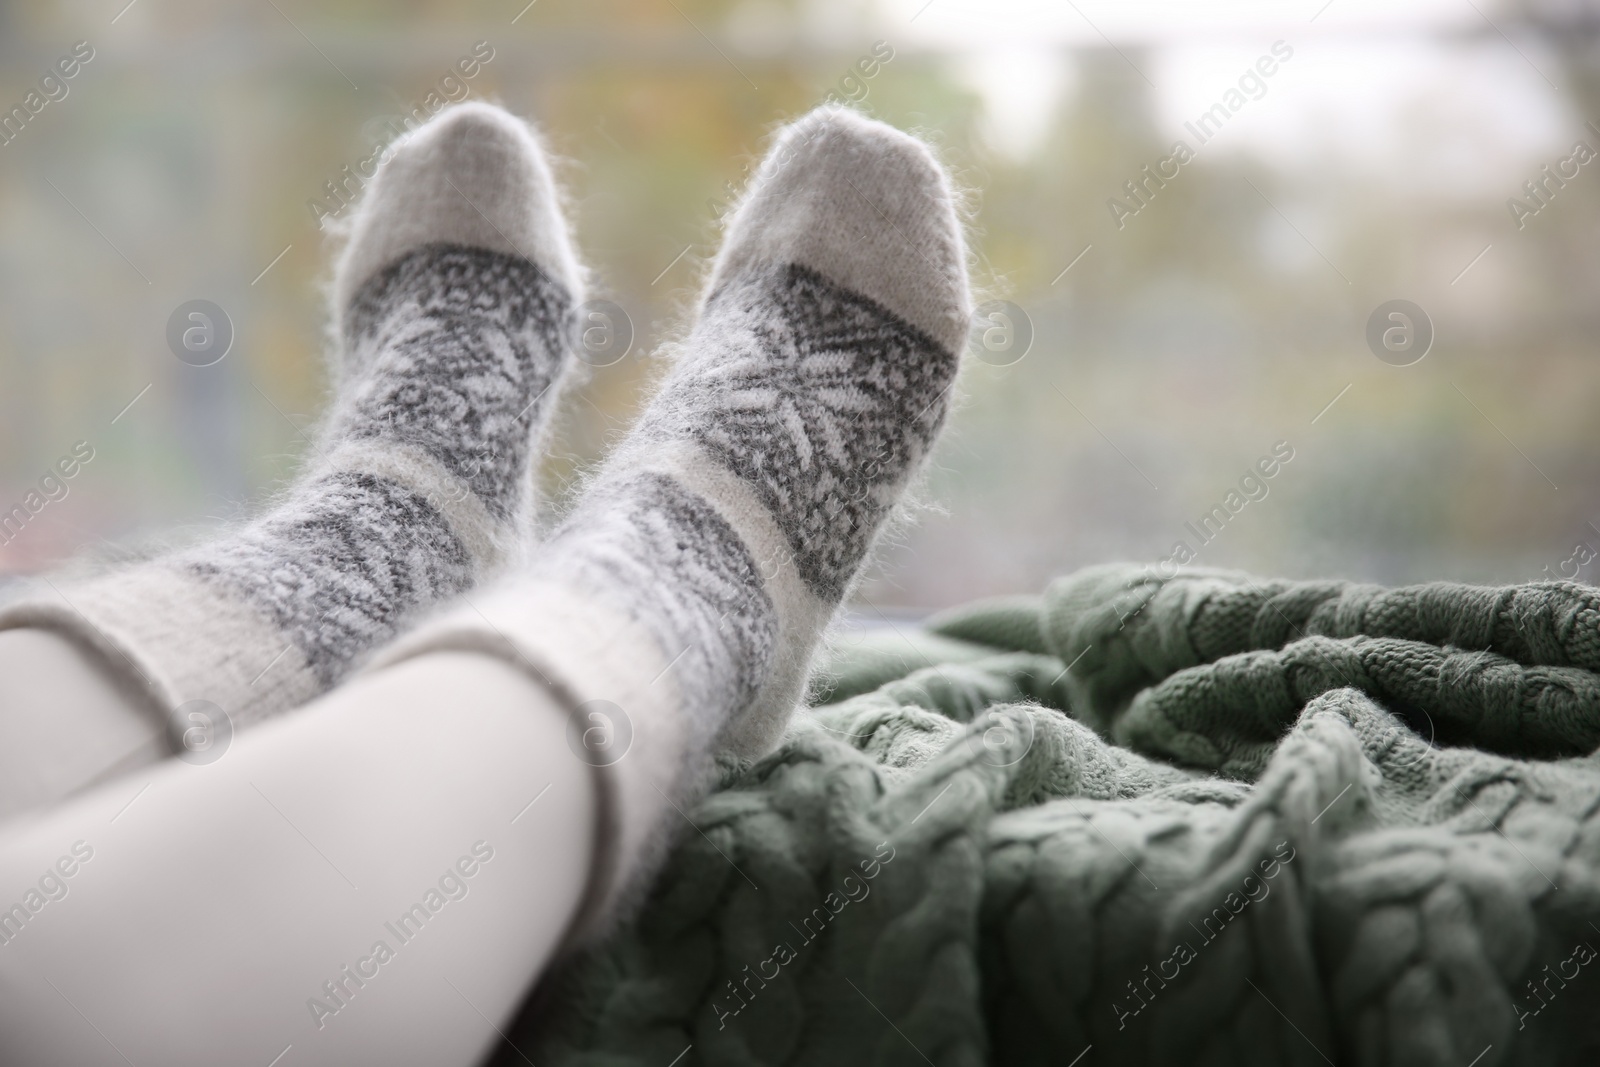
[511,564,1600,1067]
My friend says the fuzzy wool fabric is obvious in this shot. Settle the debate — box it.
[501,563,1600,1067]
[371,105,973,941]
[0,102,582,743]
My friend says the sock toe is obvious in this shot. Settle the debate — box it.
[334,101,583,316]
[708,105,970,355]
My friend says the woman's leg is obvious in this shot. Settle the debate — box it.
[0,100,585,815]
[0,650,594,1067]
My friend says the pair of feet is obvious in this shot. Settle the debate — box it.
[3,101,970,927]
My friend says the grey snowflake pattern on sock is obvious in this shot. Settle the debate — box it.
[337,243,574,520]
[540,472,777,727]
[188,471,475,687]
[662,263,957,601]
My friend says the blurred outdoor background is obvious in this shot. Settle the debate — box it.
[2,0,1599,612]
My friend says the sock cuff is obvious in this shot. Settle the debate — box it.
[0,565,321,745]
[363,577,699,943]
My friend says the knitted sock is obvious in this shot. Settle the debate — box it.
[0,102,583,744]
[372,106,970,935]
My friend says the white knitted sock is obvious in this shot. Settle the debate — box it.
[0,102,584,744]
[372,106,971,935]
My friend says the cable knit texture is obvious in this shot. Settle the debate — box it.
[371,105,971,941]
[0,102,581,743]
[499,564,1600,1067]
